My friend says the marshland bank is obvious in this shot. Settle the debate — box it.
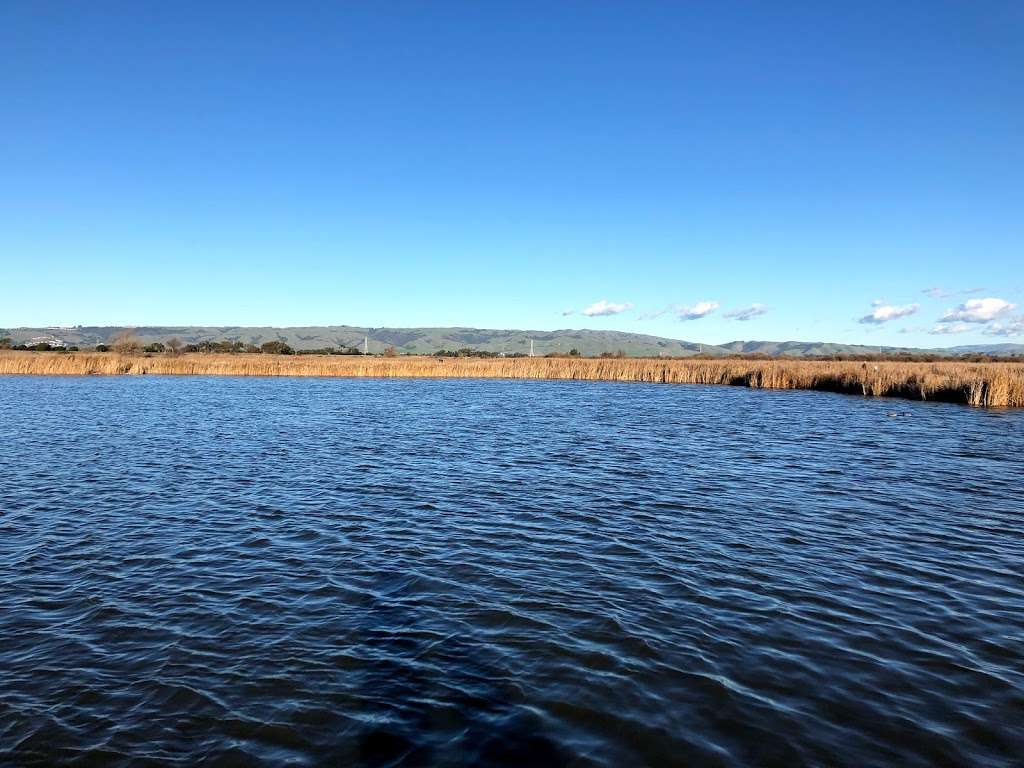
[2,351,1023,407]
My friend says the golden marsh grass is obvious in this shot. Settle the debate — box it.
[1,351,1022,406]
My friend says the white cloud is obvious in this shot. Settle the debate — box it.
[858,303,919,324]
[581,299,634,317]
[675,301,719,321]
[940,297,1016,323]
[930,322,974,335]
[982,316,1024,337]
[723,304,768,321]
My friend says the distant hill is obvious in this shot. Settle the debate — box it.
[718,339,1024,357]
[1,326,1021,357]
[942,343,1024,355]
[715,340,925,357]
[0,325,712,357]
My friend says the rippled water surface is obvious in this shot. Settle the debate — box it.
[2,376,1023,767]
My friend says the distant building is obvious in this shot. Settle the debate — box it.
[26,335,66,348]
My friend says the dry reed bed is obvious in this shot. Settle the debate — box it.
[1,351,1022,406]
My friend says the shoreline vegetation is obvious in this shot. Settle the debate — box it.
[1,350,1022,407]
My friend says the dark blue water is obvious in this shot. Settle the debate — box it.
[1,376,1022,767]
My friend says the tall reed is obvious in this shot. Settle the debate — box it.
[1,351,1022,406]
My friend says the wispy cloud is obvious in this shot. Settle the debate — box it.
[858,303,919,324]
[923,286,984,299]
[635,308,668,321]
[675,301,719,321]
[581,299,634,317]
[723,304,768,322]
[930,322,974,335]
[561,309,575,317]
[940,297,1016,323]
[982,316,1024,337]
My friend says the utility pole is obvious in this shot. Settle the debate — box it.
[529,339,535,357]
[364,336,368,355]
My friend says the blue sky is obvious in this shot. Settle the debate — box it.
[2,1,1022,345]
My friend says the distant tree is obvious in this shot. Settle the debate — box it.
[67,345,80,352]
[165,337,183,356]
[0,337,11,350]
[30,343,52,351]
[569,348,581,357]
[185,340,235,354]
[200,340,244,353]
[109,330,143,355]
[383,345,398,357]
[244,344,260,353]
[144,342,165,353]
[260,341,294,355]
[95,344,109,352]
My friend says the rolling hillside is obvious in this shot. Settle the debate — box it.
[0,325,713,357]
[2,326,1021,357]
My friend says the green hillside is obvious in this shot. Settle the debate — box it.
[717,340,924,356]
[2,326,1021,357]
[0,325,720,357]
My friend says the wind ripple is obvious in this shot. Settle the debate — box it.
[1,376,1022,767]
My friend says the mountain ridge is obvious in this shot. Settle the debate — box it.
[1,326,1021,357]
